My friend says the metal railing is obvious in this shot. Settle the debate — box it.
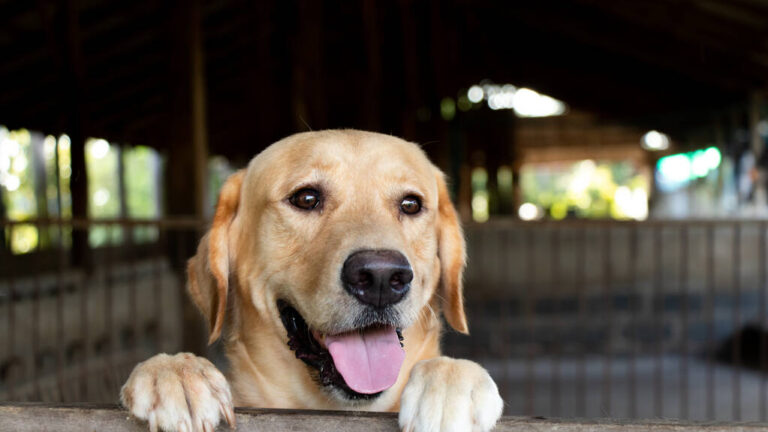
[0,218,204,402]
[3,217,768,423]
[448,219,768,421]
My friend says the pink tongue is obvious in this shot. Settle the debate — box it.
[325,326,405,394]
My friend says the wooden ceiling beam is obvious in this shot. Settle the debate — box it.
[689,0,768,28]
[84,27,160,65]
[0,75,58,107]
[203,6,254,41]
[507,4,761,92]
[78,2,159,40]
[578,0,768,79]
[85,77,165,116]
[88,112,167,147]
[89,94,165,137]
[87,52,165,89]
[0,1,37,31]
[727,0,768,13]
[0,98,59,132]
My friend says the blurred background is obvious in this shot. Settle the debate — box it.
[2,0,768,422]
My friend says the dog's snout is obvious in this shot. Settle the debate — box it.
[341,249,412,307]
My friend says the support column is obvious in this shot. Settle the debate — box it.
[751,91,764,157]
[399,0,419,140]
[63,0,90,268]
[750,91,768,208]
[167,0,208,221]
[291,0,326,131]
[166,0,209,355]
[362,0,382,131]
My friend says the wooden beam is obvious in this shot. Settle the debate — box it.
[519,145,647,165]
[166,0,209,219]
[56,0,91,270]
[398,0,420,139]
[0,49,47,79]
[3,404,768,432]
[90,97,166,144]
[164,0,210,357]
[86,36,163,80]
[502,3,761,92]
[750,91,763,157]
[362,0,382,130]
[77,2,158,41]
[570,0,768,86]
[291,0,327,130]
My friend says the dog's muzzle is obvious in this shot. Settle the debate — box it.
[278,300,405,400]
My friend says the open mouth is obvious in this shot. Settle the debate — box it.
[277,300,405,400]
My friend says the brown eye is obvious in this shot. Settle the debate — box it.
[400,196,422,215]
[289,188,321,210]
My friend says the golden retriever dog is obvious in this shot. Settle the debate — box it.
[121,130,503,432]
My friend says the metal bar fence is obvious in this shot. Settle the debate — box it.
[449,219,768,421]
[0,218,202,403]
[2,217,768,423]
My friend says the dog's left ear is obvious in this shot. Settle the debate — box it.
[434,169,469,334]
[187,169,245,344]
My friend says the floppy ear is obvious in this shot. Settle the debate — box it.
[435,169,468,334]
[187,170,245,344]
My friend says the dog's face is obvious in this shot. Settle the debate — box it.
[187,130,466,401]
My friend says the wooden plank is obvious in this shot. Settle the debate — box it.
[164,0,210,359]
[166,0,209,220]
[398,0,420,140]
[62,0,91,269]
[2,403,768,432]
[291,0,327,130]
[362,0,382,131]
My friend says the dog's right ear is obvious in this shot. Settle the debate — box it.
[434,168,469,334]
[187,170,245,344]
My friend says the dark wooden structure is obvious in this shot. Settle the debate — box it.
[4,1,768,417]
[2,0,768,154]
[1,0,768,218]
[3,403,768,431]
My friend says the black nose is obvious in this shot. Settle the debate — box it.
[341,249,413,307]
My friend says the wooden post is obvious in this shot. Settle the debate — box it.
[167,0,209,220]
[511,159,523,218]
[166,0,210,355]
[502,117,518,216]
[398,0,419,140]
[291,0,326,131]
[63,0,90,268]
[30,134,49,245]
[749,92,765,207]
[0,172,6,251]
[751,91,763,157]
[362,0,382,131]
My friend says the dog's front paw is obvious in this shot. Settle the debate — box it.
[120,353,235,432]
[399,357,502,432]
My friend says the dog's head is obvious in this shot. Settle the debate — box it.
[187,130,466,400]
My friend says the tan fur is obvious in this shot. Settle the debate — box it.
[187,170,245,344]
[122,130,502,432]
[187,130,462,410]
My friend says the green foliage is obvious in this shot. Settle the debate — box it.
[1,128,39,253]
[520,160,649,220]
[124,145,161,243]
[86,138,121,247]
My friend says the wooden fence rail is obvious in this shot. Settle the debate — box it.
[2,403,768,431]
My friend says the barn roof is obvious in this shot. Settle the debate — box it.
[1,0,766,158]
